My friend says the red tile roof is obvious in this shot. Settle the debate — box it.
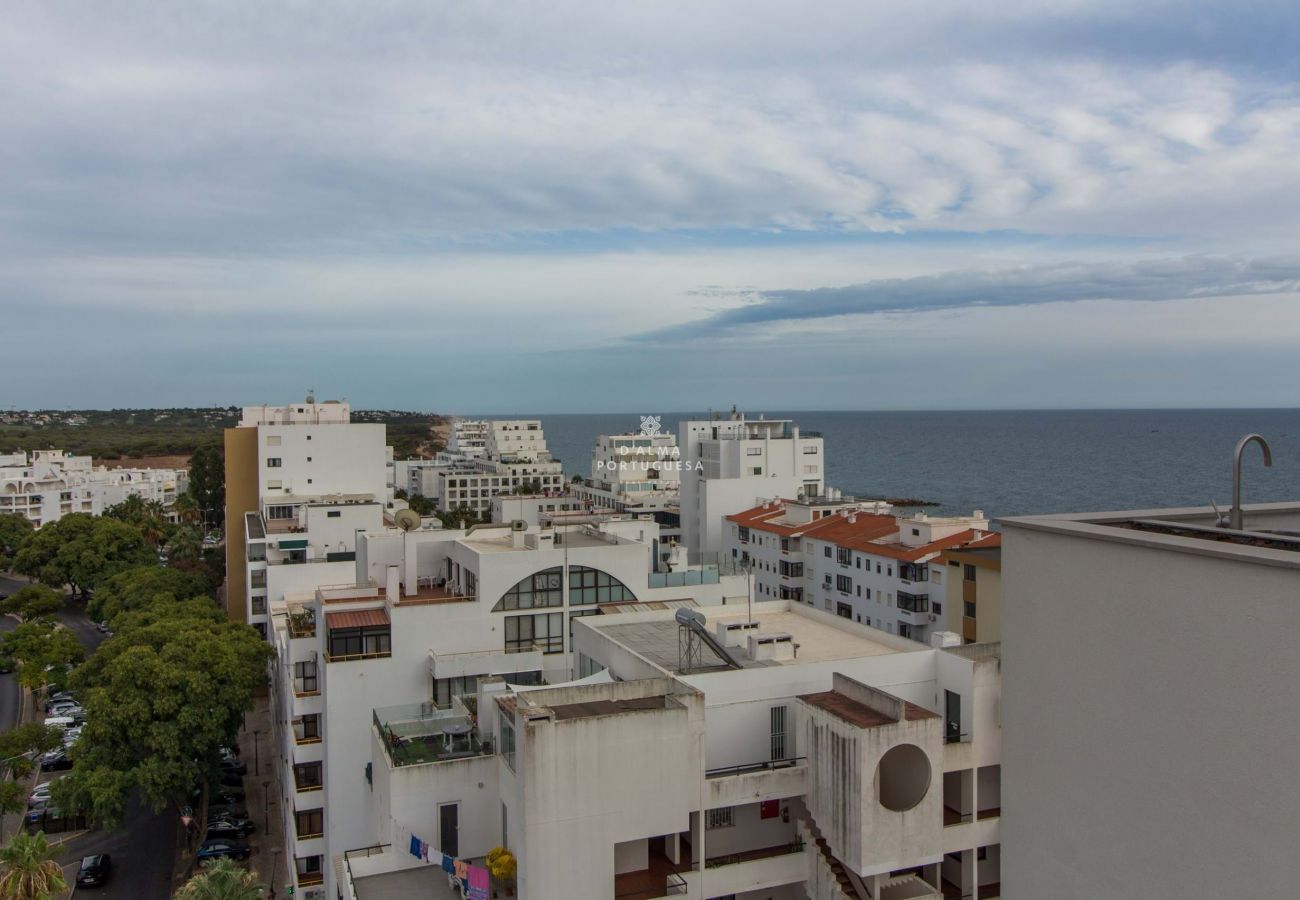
[728,501,993,562]
[325,608,390,629]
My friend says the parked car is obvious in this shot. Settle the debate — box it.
[218,771,245,788]
[196,839,251,861]
[219,744,241,759]
[75,854,111,888]
[206,803,249,821]
[28,784,53,807]
[94,621,111,634]
[40,750,72,771]
[219,757,248,776]
[44,692,75,713]
[205,816,255,839]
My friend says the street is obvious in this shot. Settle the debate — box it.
[0,573,178,899]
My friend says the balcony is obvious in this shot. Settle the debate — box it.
[897,591,930,614]
[287,610,317,639]
[706,758,807,809]
[374,703,493,768]
[702,841,806,897]
[614,852,689,899]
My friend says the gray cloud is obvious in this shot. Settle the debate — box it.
[634,256,1300,341]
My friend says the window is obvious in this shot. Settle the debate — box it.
[267,436,281,447]
[770,705,787,760]
[751,467,762,475]
[493,568,563,611]
[738,526,751,543]
[899,623,913,639]
[746,447,762,456]
[706,808,735,829]
[293,762,322,791]
[569,566,635,605]
[295,855,323,885]
[823,546,831,558]
[778,560,802,578]
[328,624,391,659]
[897,591,929,613]
[327,510,341,518]
[803,445,819,454]
[912,528,920,536]
[965,601,977,619]
[266,458,282,468]
[293,715,321,743]
[837,547,852,566]
[836,602,852,619]
[434,675,480,709]
[836,574,853,593]
[295,808,324,839]
[267,505,295,519]
[933,601,942,615]
[266,480,282,489]
[569,608,599,638]
[500,714,516,771]
[293,661,318,695]
[505,612,563,654]
[964,564,977,582]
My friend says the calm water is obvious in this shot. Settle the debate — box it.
[474,409,1300,519]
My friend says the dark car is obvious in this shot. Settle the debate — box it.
[207,803,249,820]
[218,770,245,788]
[205,816,255,839]
[219,757,248,776]
[40,751,72,771]
[76,854,111,887]
[196,839,251,861]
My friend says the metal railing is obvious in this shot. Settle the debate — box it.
[705,756,805,779]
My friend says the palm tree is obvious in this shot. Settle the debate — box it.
[175,857,264,900]
[0,831,67,900]
[173,492,201,528]
[165,526,203,564]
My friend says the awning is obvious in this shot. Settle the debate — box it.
[325,608,390,629]
[278,538,309,549]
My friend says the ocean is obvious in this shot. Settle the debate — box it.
[473,409,1300,519]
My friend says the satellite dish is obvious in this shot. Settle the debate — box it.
[395,508,422,532]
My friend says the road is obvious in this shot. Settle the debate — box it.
[0,575,178,899]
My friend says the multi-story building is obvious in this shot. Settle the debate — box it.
[448,419,489,458]
[332,599,1003,900]
[268,517,748,899]
[679,411,825,563]
[937,534,1001,643]
[488,492,598,527]
[0,449,187,527]
[724,498,992,644]
[224,398,393,636]
[1000,496,1300,899]
[570,429,684,543]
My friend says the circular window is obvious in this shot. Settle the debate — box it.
[876,743,931,811]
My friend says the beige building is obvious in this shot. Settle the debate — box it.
[938,533,1002,643]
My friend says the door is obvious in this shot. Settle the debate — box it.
[439,802,459,858]
[944,690,961,744]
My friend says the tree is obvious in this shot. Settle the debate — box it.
[187,445,225,533]
[0,514,33,573]
[165,526,203,564]
[0,831,67,900]
[0,623,85,694]
[0,587,62,623]
[66,601,271,825]
[174,857,265,900]
[173,492,201,527]
[12,514,155,598]
[87,566,208,625]
[105,495,169,546]
[0,725,61,782]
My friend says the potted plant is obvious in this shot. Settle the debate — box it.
[486,845,517,897]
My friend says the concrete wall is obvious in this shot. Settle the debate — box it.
[1001,520,1300,899]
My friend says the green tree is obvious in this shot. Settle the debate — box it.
[105,495,169,546]
[0,587,62,623]
[67,601,270,825]
[12,514,155,598]
[0,514,33,572]
[187,445,225,533]
[87,566,208,625]
[0,831,67,900]
[173,492,201,527]
[0,724,61,782]
[175,857,265,900]
[0,622,85,694]
[165,526,203,564]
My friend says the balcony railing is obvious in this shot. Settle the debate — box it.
[706,757,805,779]
[705,838,804,869]
[374,703,494,768]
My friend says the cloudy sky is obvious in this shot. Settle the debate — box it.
[4,1,1300,412]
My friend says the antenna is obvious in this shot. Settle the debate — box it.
[394,508,421,532]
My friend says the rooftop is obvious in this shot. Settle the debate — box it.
[588,607,902,675]
[352,865,458,900]
[550,695,675,721]
[800,690,939,728]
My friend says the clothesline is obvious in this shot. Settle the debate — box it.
[394,821,489,900]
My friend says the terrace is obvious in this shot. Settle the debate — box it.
[374,702,492,768]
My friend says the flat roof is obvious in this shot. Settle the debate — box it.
[801,690,939,728]
[353,866,458,900]
[590,608,902,675]
[551,695,673,721]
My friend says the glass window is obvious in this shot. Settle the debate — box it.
[266,458,282,468]
[493,567,563,611]
[505,612,563,654]
[567,566,635,606]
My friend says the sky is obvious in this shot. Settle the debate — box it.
[3,1,1300,412]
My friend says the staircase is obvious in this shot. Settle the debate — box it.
[801,817,870,899]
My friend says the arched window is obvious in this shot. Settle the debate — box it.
[492,567,563,612]
[568,566,636,606]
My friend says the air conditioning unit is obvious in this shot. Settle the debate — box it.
[928,614,937,622]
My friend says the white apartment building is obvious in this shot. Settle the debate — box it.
[723,498,992,645]
[225,399,393,637]
[332,599,1003,900]
[0,449,187,527]
[1000,497,1300,899]
[268,517,749,899]
[448,419,489,458]
[569,429,685,545]
[679,411,825,563]
[489,492,599,527]
[485,420,552,463]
